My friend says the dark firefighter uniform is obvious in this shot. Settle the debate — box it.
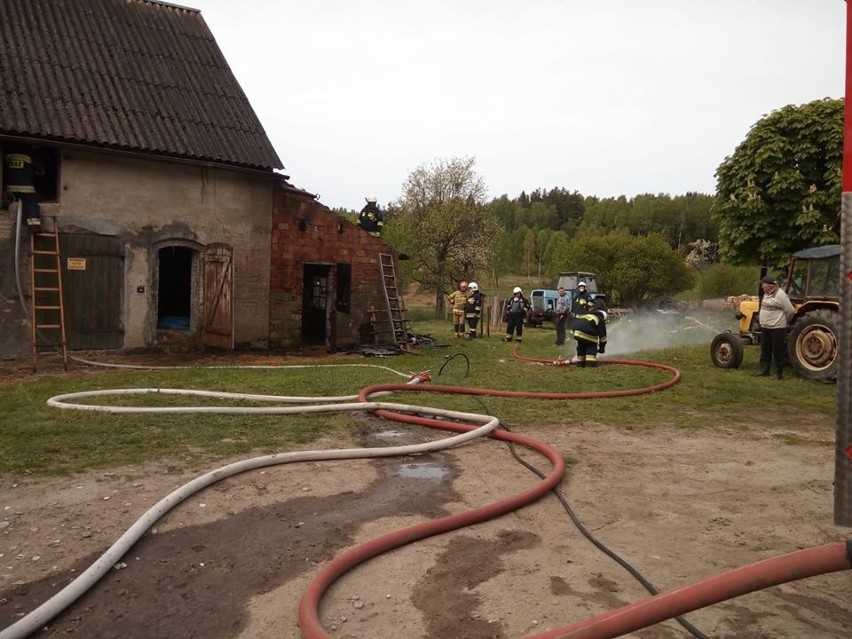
[571,309,607,367]
[502,291,531,342]
[573,288,593,314]
[358,202,384,236]
[464,288,483,339]
[4,146,42,229]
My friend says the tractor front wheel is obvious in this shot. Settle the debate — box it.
[710,331,744,369]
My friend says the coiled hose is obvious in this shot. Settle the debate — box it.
[4,357,849,639]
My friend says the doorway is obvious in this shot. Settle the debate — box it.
[302,264,331,345]
[157,245,194,330]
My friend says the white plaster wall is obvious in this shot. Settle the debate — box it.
[57,149,273,348]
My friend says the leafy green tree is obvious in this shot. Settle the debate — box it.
[577,193,716,249]
[713,98,842,266]
[697,263,759,298]
[542,232,569,276]
[527,201,559,230]
[576,196,631,238]
[389,156,499,315]
[546,233,693,306]
[522,228,536,278]
[489,195,517,230]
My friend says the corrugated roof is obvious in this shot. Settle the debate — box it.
[0,0,283,171]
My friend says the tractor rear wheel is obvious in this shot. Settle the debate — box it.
[787,309,839,381]
[710,331,744,369]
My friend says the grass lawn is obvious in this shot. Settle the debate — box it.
[0,312,836,476]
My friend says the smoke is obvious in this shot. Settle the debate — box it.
[603,310,729,357]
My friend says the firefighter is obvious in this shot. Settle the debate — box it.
[503,286,530,342]
[3,144,43,229]
[464,281,483,339]
[571,301,607,367]
[358,196,384,236]
[447,280,469,338]
[573,281,593,314]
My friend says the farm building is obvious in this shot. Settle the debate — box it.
[0,0,399,361]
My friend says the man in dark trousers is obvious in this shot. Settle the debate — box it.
[4,144,43,229]
[464,282,483,339]
[571,302,607,367]
[553,285,572,345]
[503,286,530,342]
[754,274,795,380]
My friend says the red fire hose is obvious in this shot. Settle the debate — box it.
[528,540,852,639]
[298,360,850,639]
[299,359,684,638]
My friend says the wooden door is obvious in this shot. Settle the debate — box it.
[60,234,123,349]
[202,244,233,349]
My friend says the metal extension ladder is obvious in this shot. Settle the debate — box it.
[30,229,68,371]
[379,253,412,346]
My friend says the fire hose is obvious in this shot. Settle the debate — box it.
[2,359,848,639]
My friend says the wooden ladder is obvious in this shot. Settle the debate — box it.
[30,229,68,371]
[379,253,412,346]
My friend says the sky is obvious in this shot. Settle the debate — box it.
[180,0,846,211]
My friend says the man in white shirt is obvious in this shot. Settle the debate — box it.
[755,275,796,380]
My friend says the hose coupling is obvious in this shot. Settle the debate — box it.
[408,372,432,384]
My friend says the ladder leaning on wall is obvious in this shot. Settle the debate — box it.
[378,253,413,346]
[29,227,68,372]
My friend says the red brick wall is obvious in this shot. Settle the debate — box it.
[269,182,398,348]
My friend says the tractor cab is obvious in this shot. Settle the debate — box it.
[555,271,607,307]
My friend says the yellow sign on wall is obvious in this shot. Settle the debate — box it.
[66,257,87,271]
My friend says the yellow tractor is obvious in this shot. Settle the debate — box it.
[710,245,840,381]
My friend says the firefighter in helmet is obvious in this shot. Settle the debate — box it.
[447,280,469,338]
[464,282,484,339]
[358,196,384,236]
[573,281,593,314]
[571,299,607,367]
[503,286,530,342]
[3,144,43,229]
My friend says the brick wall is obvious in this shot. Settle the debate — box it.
[269,183,398,349]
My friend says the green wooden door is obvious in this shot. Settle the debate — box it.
[60,234,123,349]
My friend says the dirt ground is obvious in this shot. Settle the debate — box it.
[0,355,850,639]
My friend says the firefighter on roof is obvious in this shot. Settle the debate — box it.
[3,144,43,229]
[358,196,384,236]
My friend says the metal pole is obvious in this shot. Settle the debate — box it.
[836,0,852,526]
[839,194,852,526]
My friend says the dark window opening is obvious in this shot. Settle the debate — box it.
[336,263,352,313]
[1,142,60,204]
[158,246,193,330]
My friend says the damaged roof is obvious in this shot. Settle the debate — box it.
[0,0,283,171]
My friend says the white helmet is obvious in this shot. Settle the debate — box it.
[513,286,522,294]
[599,310,608,321]
[366,196,377,203]
[578,281,587,288]
[468,282,479,292]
